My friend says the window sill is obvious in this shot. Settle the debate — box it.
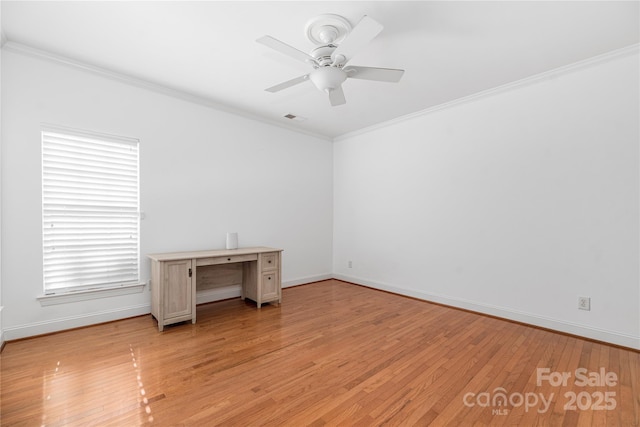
[37,283,146,306]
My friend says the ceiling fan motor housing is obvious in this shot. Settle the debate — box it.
[311,45,339,67]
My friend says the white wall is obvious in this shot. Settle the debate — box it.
[0,4,4,348]
[1,49,333,340]
[2,42,637,349]
[333,49,640,349]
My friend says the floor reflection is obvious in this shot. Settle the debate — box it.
[32,343,154,425]
[130,343,154,424]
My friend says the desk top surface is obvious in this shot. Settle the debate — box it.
[147,246,283,262]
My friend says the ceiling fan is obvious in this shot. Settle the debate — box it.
[257,14,404,106]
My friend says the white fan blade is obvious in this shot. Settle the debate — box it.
[331,16,383,65]
[328,86,346,106]
[265,74,309,93]
[344,66,404,83]
[257,35,316,65]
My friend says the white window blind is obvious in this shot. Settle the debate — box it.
[42,128,140,292]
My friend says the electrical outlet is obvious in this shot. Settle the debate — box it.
[578,296,591,311]
[348,260,353,268]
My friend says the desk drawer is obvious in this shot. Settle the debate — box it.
[196,253,258,266]
[261,252,279,271]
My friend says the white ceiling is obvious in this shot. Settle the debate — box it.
[2,1,639,140]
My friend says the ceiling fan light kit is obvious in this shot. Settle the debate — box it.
[257,13,404,107]
[309,67,347,93]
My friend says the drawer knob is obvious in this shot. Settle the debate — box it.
[268,260,272,264]
[227,258,231,261]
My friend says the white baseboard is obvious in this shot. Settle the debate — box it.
[10,274,632,349]
[0,306,4,350]
[334,273,640,350]
[2,304,151,341]
[283,273,333,288]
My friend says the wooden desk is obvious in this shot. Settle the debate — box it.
[148,247,282,331]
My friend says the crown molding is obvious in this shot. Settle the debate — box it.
[4,39,637,144]
[2,41,333,142]
[334,43,640,142]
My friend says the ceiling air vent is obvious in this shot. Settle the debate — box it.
[283,114,307,122]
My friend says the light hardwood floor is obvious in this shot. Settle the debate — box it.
[1,280,638,426]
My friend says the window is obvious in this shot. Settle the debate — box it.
[41,127,140,294]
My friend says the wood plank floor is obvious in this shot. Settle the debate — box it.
[1,280,638,426]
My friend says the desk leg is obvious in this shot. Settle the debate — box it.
[191,261,197,324]
[240,262,246,300]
